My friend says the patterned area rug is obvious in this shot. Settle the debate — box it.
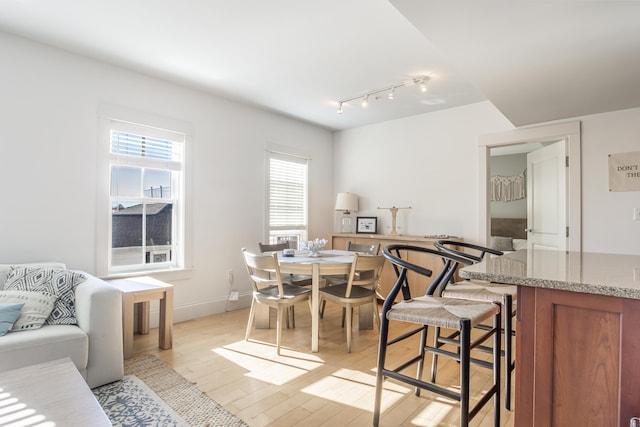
[93,355,247,427]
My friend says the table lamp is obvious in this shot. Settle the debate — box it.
[335,192,358,233]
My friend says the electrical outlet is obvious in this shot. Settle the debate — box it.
[634,208,640,221]
[229,291,239,301]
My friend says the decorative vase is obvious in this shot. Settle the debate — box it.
[301,238,327,257]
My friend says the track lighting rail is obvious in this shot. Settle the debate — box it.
[337,76,430,114]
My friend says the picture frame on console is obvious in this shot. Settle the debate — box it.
[356,217,377,234]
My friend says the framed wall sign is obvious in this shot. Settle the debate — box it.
[609,151,640,191]
[356,216,377,234]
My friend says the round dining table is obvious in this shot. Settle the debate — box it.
[277,249,355,352]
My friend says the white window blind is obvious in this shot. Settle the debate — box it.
[267,152,308,244]
[110,121,183,170]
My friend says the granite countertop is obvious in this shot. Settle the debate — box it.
[460,249,640,300]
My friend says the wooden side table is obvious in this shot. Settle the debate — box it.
[108,276,174,359]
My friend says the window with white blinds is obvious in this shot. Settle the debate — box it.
[108,120,185,274]
[266,152,308,247]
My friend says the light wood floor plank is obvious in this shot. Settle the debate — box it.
[133,302,514,427]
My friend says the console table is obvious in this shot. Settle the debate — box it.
[461,249,640,426]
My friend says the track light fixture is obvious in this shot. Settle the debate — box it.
[336,76,430,114]
[388,87,395,100]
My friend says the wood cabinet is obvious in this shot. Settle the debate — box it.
[328,233,461,300]
[516,286,640,427]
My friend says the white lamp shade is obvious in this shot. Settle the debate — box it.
[335,192,358,212]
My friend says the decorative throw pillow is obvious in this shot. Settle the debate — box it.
[0,290,57,331]
[0,303,24,336]
[489,236,514,252]
[4,267,86,325]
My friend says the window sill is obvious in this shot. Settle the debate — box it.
[100,266,194,282]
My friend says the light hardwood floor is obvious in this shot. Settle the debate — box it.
[133,302,515,427]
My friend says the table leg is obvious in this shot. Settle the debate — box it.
[359,303,374,330]
[122,293,135,359]
[136,301,150,335]
[311,263,320,353]
[158,288,174,350]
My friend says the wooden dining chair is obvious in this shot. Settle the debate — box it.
[319,253,385,352]
[258,241,312,328]
[241,248,311,355]
[321,241,381,321]
[258,242,293,252]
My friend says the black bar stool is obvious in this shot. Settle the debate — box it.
[435,240,517,410]
[373,245,501,427]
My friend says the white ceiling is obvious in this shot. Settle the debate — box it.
[392,0,640,127]
[1,1,639,131]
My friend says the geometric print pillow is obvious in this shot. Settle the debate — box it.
[4,267,86,325]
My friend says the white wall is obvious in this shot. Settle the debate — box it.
[0,32,335,321]
[334,102,513,240]
[580,107,640,254]
[334,102,640,255]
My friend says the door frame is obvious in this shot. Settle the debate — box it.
[478,121,582,251]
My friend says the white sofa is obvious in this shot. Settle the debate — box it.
[0,262,124,388]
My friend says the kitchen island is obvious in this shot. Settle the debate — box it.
[460,249,640,427]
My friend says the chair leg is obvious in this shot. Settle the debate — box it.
[459,319,471,427]
[346,304,353,353]
[504,294,514,411]
[276,306,284,355]
[341,307,350,328]
[415,325,428,397]
[493,308,502,427]
[245,300,256,341]
[373,298,380,330]
[430,326,440,383]
[373,305,391,427]
[290,305,295,329]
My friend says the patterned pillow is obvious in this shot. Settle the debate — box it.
[0,303,24,336]
[0,290,57,331]
[4,267,86,325]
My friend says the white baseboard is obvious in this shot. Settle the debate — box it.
[142,293,252,328]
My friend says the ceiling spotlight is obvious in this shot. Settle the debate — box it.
[362,95,369,108]
[337,102,343,114]
[388,88,395,100]
[420,77,430,92]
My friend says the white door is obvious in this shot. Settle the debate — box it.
[527,141,567,251]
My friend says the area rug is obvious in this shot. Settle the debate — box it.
[93,354,248,427]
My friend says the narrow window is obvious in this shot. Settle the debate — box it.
[266,152,308,248]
